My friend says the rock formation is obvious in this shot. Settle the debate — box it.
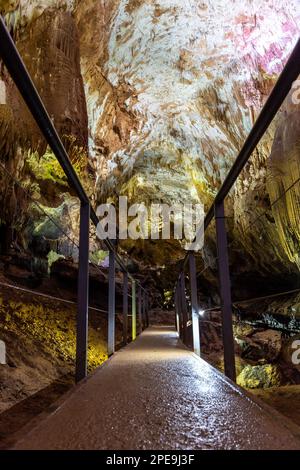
[0,0,300,298]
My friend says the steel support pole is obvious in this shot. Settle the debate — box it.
[176,283,183,340]
[123,271,128,345]
[142,290,146,330]
[132,280,136,340]
[108,249,115,356]
[179,272,188,346]
[175,286,180,335]
[189,252,200,356]
[215,201,236,382]
[179,289,184,340]
[75,202,90,383]
[138,285,142,334]
[145,294,149,327]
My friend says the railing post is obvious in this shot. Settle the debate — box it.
[215,201,236,382]
[132,280,136,340]
[175,286,180,335]
[145,294,149,327]
[123,271,128,345]
[142,290,146,330]
[179,272,188,346]
[189,252,201,356]
[75,201,90,383]
[138,285,142,334]
[108,249,115,356]
[176,282,183,340]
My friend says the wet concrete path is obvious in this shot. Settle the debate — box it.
[12,326,300,450]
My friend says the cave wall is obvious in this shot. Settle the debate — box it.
[0,0,89,253]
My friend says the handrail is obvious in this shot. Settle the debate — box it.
[0,16,144,287]
[182,36,300,270]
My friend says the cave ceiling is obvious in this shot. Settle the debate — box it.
[0,0,300,288]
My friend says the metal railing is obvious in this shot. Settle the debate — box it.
[175,37,300,382]
[0,16,150,383]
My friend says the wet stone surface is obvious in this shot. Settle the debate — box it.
[12,326,300,450]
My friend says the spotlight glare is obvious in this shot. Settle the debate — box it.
[198,309,205,317]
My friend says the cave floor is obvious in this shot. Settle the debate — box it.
[11,326,300,450]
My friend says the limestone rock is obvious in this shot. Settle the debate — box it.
[1,0,300,291]
[237,364,282,389]
[251,330,282,360]
[219,355,248,377]
[237,329,282,362]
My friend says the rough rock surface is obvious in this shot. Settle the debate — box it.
[0,0,300,289]
[237,329,282,362]
[237,363,282,389]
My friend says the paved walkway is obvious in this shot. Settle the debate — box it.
[12,326,300,450]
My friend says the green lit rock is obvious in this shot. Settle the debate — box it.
[89,250,109,266]
[47,250,65,274]
[32,195,79,241]
[237,364,282,389]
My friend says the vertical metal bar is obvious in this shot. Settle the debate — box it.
[179,272,188,346]
[108,249,115,356]
[175,286,180,334]
[176,282,183,339]
[142,290,145,330]
[215,201,236,382]
[132,280,136,340]
[75,202,90,383]
[138,285,142,334]
[145,294,149,327]
[189,252,201,356]
[179,287,184,340]
[123,271,128,345]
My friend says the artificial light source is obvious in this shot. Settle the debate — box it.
[198,309,205,317]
